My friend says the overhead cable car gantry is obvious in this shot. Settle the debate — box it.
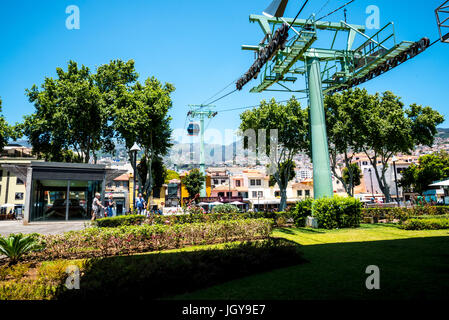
[236,0,439,199]
[436,0,449,43]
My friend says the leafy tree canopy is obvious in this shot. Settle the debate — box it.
[400,151,449,194]
[181,168,205,201]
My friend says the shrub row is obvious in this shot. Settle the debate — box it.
[312,196,362,229]
[400,218,449,230]
[0,239,303,300]
[33,219,273,261]
[95,212,293,228]
[361,206,449,222]
[57,238,304,300]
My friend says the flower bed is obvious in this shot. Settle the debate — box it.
[95,212,293,228]
[29,219,273,262]
[0,238,303,300]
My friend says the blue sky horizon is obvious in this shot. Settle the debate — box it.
[0,0,448,146]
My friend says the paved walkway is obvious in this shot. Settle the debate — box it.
[0,220,91,236]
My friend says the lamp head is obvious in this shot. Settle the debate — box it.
[130,143,141,153]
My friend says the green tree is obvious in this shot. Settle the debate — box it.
[23,61,116,162]
[239,97,309,211]
[400,151,449,194]
[165,169,180,183]
[113,77,174,204]
[329,89,444,202]
[0,98,14,152]
[182,168,205,201]
[325,88,372,197]
[342,163,362,196]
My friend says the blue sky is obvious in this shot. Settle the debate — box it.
[0,0,447,146]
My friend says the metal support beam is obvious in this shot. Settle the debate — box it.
[306,54,333,199]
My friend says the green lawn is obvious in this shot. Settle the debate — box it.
[169,224,449,300]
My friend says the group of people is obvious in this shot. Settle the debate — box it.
[91,193,117,221]
[90,193,162,221]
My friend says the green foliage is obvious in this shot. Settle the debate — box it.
[211,204,239,214]
[165,169,180,183]
[361,206,449,222]
[342,163,362,190]
[269,160,296,187]
[56,238,303,300]
[312,196,362,229]
[290,198,313,227]
[399,151,449,194]
[326,89,444,202]
[0,234,43,265]
[239,97,309,211]
[95,214,147,228]
[401,218,449,230]
[181,168,205,200]
[34,219,273,261]
[0,98,14,153]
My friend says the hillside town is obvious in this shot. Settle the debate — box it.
[1,129,448,222]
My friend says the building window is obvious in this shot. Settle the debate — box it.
[297,190,303,196]
[250,179,256,186]
[258,191,263,198]
[305,190,310,197]
[115,181,121,188]
[235,180,241,187]
[213,179,219,185]
[107,183,112,188]
[362,161,368,165]
[252,191,258,198]
[221,180,226,184]
[226,192,232,198]
[123,181,129,188]
[218,192,225,197]
[275,191,280,197]
[256,179,261,186]
[15,192,24,200]
[16,177,24,185]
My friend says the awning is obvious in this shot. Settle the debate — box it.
[250,199,280,205]
[429,179,449,187]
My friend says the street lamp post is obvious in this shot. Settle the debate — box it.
[392,156,400,206]
[368,168,374,201]
[226,170,231,202]
[130,143,141,213]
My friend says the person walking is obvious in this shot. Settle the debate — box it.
[106,194,116,218]
[91,193,105,221]
[135,193,146,215]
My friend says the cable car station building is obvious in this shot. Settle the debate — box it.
[1,161,126,224]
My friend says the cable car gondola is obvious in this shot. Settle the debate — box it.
[187,122,200,136]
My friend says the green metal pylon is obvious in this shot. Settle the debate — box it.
[306,53,333,198]
[187,105,217,197]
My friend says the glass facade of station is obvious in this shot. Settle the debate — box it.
[30,179,102,221]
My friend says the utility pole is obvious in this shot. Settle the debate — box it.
[187,105,217,197]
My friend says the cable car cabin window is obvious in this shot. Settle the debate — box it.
[187,123,200,136]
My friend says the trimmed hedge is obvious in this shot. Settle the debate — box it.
[32,219,273,262]
[95,212,294,228]
[400,218,449,230]
[312,196,362,229]
[362,206,449,223]
[211,204,240,214]
[290,198,313,227]
[0,239,303,300]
